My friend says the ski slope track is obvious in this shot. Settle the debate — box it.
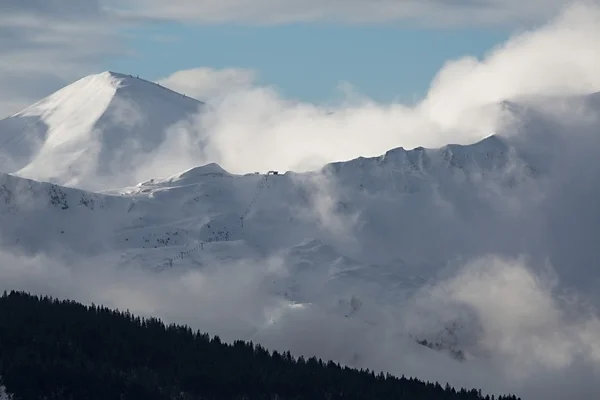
[0,71,204,189]
[1,73,600,384]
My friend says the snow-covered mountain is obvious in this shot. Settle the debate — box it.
[2,73,600,378]
[0,129,543,333]
[0,132,536,262]
[0,72,203,189]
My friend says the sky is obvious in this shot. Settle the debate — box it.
[0,0,589,116]
[107,23,509,104]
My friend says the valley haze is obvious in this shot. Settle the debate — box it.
[2,3,600,400]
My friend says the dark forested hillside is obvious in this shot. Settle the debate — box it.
[0,291,520,400]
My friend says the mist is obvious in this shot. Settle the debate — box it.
[1,241,600,400]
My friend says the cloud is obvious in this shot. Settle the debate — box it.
[158,67,257,101]
[0,0,128,117]
[124,0,576,26]
[12,1,595,193]
[421,2,600,126]
[286,170,362,242]
[405,257,600,399]
[124,2,600,180]
[4,3,600,192]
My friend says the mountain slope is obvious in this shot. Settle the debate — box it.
[0,130,541,312]
[0,128,554,374]
[0,72,203,189]
[1,83,600,400]
[0,171,131,254]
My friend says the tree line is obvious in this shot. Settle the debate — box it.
[0,291,520,400]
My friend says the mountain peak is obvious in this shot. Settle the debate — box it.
[93,71,143,91]
[11,71,201,118]
[93,71,199,100]
[97,70,132,83]
[101,70,131,78]
[0,72,205,190]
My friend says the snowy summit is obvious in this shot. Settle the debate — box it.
[0,71,203,189]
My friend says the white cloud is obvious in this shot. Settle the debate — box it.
[405,257,600,399]
[136,3,600,178]
[289,171,361,241]
[158,67,257,101]
[4,3,600,194]
[421,3,600,128]
[124,0,579,26]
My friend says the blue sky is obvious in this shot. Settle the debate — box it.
[108,23,509,103]
[0,0,574,115]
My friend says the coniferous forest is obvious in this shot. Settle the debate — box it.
[0,291,521,400]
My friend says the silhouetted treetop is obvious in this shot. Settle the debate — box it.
[0,291,520,400]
